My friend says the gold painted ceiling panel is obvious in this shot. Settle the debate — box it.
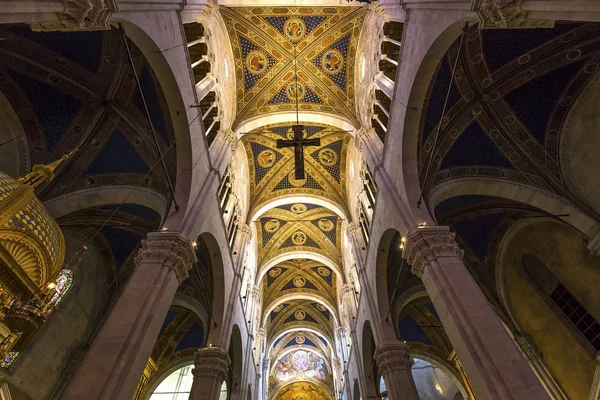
[220,6,366,127]
[242,123,350,217]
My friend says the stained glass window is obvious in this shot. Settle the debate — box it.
[50,269,74,306]
[1,352,19,368]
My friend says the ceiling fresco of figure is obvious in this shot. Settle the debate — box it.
[221,6,366,128]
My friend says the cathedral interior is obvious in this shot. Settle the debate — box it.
[0,1,599,400]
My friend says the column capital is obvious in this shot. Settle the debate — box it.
[375,341,412,375]
[136,232,197,283]
[404,226,463,278]
[193,346,230,382]
[251,285,261,301]
[347,221,361,236]
[472,0,554,29]
[30,0,117,32]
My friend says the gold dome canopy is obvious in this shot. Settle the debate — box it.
[0,156,70,296]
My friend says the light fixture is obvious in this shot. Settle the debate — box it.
[435,383,442,394]
[162,227,169,231]
[47,282,56,290]
[192,241,197,247]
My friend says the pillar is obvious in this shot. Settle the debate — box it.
[404,226,549,400]
[374,341,419,400]
[190,347,231,400]
[62,232,196,400]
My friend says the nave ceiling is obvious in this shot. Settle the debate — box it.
[242,123,351,218]
[221,6,366,128]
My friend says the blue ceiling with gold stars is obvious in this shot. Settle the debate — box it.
[220,6,366,128]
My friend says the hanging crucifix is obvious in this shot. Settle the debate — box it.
[276,125,320,180]
[275,47,321,180]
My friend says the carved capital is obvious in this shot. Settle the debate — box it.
[347,221,360,236]
[239,224,252,241]
[514,334,542,361]
[404,226,463,278]
[135,232,197,284]
[472,0,554,29]
[251,285,261,301]
[30,0,117,32]
[375,341,412,376]
[193,346,230,382]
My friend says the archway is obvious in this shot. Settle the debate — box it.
[196,232,225,345]
[228,325,244,400]
[361,321,378,399]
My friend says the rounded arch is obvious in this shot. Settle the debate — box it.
[396,18,473,228]
[228,325,243,399]
[268,327,334,353]
[375,228,404,341]
[257,252,343,284]
[361,321,378,399]
[262,294,339,327]
[250,195,348,222]
[43,186,167,220]
[172,293,210,343]
[428,178,600,238]
[111,18,196,227]
[197,232,226,344]
[235,112,356,137]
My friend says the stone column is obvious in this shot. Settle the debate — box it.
[189,347,231,400]
[374,341,419,400]
[62,232,196,400]
[404,226,549,400]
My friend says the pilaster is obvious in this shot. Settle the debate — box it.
[514,334,568,400]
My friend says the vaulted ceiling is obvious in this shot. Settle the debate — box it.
[242,123,350,217]
[221,6,366,128]
[418,22,600,220]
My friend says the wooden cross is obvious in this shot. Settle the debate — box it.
[276,125,321,180]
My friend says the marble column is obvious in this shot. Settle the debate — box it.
[62,232,196,400]
[404,226,549,400]
[189,347,231,400]
[374,341,419,400]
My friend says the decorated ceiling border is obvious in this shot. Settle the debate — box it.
[261,259,337,310]
[270,330,330,362]
[267,299,334,341]
[220,6,366,127]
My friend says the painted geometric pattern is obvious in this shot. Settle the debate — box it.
[261,260,337,312]
[242,123,350,217]
[239,35,277,91]
[220,6,366,127]
[312,33,351,91]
